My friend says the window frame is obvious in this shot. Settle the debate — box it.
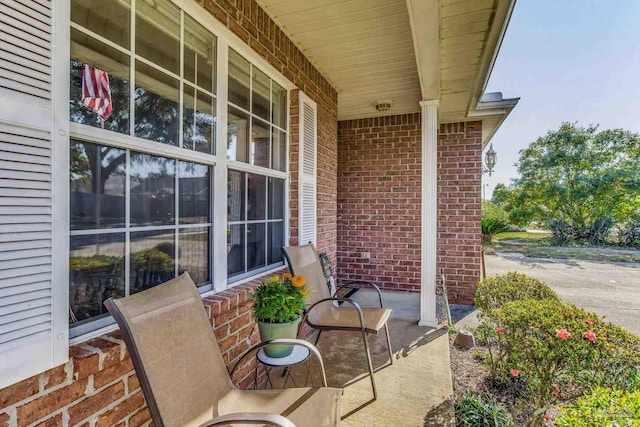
[65,0,294,342]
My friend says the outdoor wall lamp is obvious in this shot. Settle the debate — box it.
[483,143,497,176]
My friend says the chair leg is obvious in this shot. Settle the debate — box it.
[384,323,393,365]
[314,330,322,346]
[361,329,377,400]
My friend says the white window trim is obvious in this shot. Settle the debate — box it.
[62,0,295,341]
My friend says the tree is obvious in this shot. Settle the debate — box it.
[506,122,640,242]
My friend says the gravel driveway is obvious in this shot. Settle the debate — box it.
[484,253,640,335]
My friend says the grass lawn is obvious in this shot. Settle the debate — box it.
[487,231,640,263]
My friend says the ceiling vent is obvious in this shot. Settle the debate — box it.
[373,100,393,113]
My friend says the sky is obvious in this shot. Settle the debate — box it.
[483,0,640,199]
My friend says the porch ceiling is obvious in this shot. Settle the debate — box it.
[257,0,421,120]
[257,0,518,144]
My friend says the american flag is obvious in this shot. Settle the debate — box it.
[81,64,112,121]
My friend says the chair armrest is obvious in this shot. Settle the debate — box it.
[342,281,383,308]
[200,412,295,427]
[230,338,328,387]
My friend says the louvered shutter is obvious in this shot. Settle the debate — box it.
[298,92,317,246]
[0,0,69,388]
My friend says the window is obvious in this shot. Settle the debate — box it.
[70,0,216,153]
[227,49,288,280]
[67,0,289,333]
[70,141,211,328]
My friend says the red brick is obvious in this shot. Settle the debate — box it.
[96,392,145,427]
[129,407,151,427]
[0,375,39,408]
[94,357,134,389]
[0,413,8,427]
[17,378,88,426]
[43,364,68,390]
[68,381,125,425]
[32,413,62,427]
[70,345,99,380]
[127,375,140,393]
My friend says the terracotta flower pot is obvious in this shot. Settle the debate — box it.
[257,317,302,358]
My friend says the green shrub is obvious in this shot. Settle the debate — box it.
[481,217,511,243]
[474,272,559,318]
[556,387,640,427]
[249,275,308,323]
[493,299,640,424]
[455,392,515,427]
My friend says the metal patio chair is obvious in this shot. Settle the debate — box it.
[104,272,341,427]
[282,244,393,400]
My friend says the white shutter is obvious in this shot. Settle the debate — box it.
[0,0,69,388]
[298,92,317,246]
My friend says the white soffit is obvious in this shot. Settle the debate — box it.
[256,0,421,120]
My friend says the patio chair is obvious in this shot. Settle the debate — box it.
[282,244,393,400]
[104,272,341,427]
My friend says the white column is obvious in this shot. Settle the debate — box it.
[419,100,439,327]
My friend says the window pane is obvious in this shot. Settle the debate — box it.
[271,128,286,171]
[251,118,270,168]
[70,141,126,230]
[179,161,209,224]
[184,15,216,94]
[130,230,176,294]
[228,49,250,110]
[135,0,179,74]
[267,222,284,265]
[134,61,179,144]
[179,227,209,286]
[268,177,285,220]
[183,86,215,154]
[70,234,125,324]
[71,0,130,48]
[227,170,245,222]
[247,223,265,271]
[272,82,287,129]
[227,224,245,276]
[130,153,175,226]
[70,30,130,134]
[227,107,249,162]
[252,67,270,121]
[248,173,266,220]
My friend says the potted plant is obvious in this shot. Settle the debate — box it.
[249,273,308,357]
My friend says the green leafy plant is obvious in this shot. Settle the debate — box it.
[556,387,640,427]
[475,272,559,319]
[492,299,640,426]
[455,392,515,427]
[249,274,308,323]
[482,217,511,243]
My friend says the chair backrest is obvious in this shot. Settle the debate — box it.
[282,244,333,322]
[105,273,234,427]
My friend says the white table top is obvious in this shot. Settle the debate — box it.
[256,345,311,367]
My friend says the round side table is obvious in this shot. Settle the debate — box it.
[256,345,312,389]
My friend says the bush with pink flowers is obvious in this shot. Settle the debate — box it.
[491,299,640,426]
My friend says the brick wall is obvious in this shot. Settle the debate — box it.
[437,122,483,305]
[336,114,422,292]
[336,116,482,303]
[0,0,339,425]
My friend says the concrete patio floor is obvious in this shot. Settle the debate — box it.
[272,290,455,426]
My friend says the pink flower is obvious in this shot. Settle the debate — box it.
[529,325,536,330]
[511,369,520,377]
[496,327,504,333]
[583,330,596,341]
[586,319,594,326]
[555,329,571,340]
